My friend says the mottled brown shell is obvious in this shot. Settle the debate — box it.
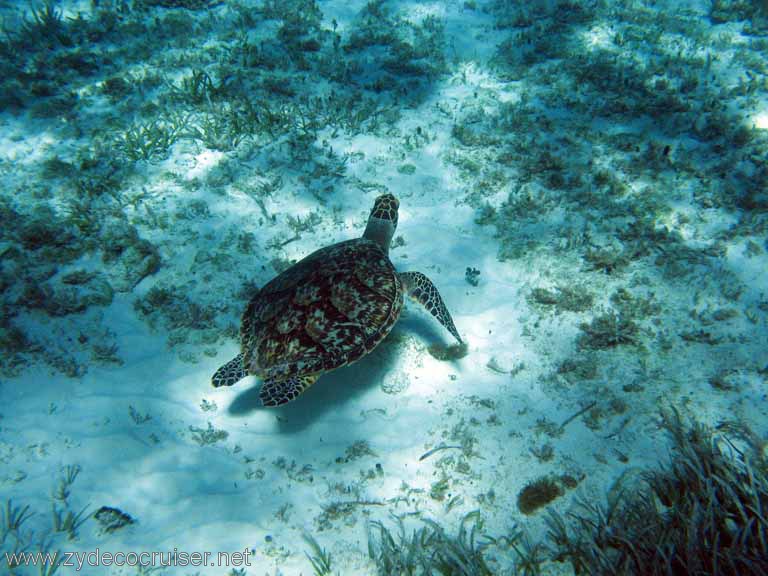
[239,238,404,381]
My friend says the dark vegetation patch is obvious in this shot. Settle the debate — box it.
[517,476,564,515]
[356,409,768,575]
[546,409,768,575]
[0,0,451,375]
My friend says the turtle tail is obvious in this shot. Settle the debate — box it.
[212,353,248,387]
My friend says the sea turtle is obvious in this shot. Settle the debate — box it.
[211,193,462,406]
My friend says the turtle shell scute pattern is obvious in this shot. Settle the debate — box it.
[240,238,403,380]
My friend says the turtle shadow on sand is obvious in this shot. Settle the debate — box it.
[225,331,405,431]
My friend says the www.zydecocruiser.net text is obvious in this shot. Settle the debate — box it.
[5,548,253,571]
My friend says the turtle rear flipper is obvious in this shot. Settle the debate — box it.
[400,271,462,344]
[260,374,319,407]
[212,354,247,387]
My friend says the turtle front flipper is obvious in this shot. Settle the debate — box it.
[399,271,462,344]
[212,353,248,387]
[260,374,319,407]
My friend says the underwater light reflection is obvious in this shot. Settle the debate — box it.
[582,24,614,50]
[187,149,224,179]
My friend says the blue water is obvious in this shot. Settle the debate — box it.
[1,0,767,574]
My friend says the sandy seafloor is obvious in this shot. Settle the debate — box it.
[1,0,767,574]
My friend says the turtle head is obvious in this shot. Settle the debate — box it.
[363,194,399,253]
